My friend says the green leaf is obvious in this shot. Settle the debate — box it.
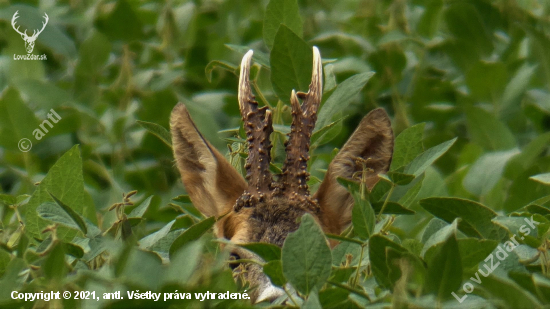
[171,195,192,204]
[205,60,238,83]
[505,132,550,179]
[481,275,541,308]
[139,220,175,250]
[169,216,216,258]
[501,64,537,114]
[463,149,519,196]
[302,292,322,309]
[263,0,303,49]
[270,25,313,105]
[238,243,281,262]
[43,242,67,281]
[0,88,39,151]
[368,235,408,289]
[390,123,425,170]
[137,120,172,148]
[62,242,84,259]
[387,171,415,185]
[351,191,375,240]
[263,260,287,287]
[24,146,95,241]
[420,197,508,240]
[226,44,270,68]
[48,192,88,235]
[282,214,332,295]
[425,232,462,301]
[164,240,203,284]
[311,116,346,147]
[530,173,550,186]
[37,202,84,233]
[404,138,457,177]
[0,194,16,206]
[458,238,498,271]
[316,72,374,131]
[372,201,415,215]
[465,106,516,151]
[129,195,154,218]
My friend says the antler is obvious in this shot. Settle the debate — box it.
[31,13,49,39]
[280,47,323,198]
[235,50,274,208]
[11,11,27,37]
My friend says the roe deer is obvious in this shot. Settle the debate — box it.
[170,47,394,302]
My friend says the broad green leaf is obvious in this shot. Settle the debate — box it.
[311,116,345,147]
[238,243,281,262]
[465,61,507,102]
[505,132,550,179]
[458,238,498,272]
[465,106,516,151]
[171,195,192,204]
[270,25,312,105]
[530,173,550,186]
[481,275,541,308]
[372,201,415,215]
[37,202,85,234]
[226,44,270,68]
[420,197,508,241]
[387,171,415,185]
[404,138,457,177]
[120,248,163,290]
[421,219,458,258]
[137,120,172,148]
[24,146,95,241]
[76,31,111,74]
[0,88,39,151]
[368,234,408,288]
[129,195,154,218]
[263,260,286,287]
[169,216,216,258]
[48,192,88,235]
[263,0,303,49]
[0,249,10,277]
[302,292,321,309]
[425,232,462,301]
[43,242,67,281]
[316,72,374,130]
[0,194,16,206]
[501,64,538,114]
[205,60,238,83]
[463,149,519,196]
[164,240,203,284]
[351,191,375,240]
[62,242,84,259]
[139,220,175,250]
[386,247,426,290]
[282,214,331,295]
[390,123,425,170]
[397,175,424,208]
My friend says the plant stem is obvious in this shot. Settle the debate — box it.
[377,184,395,221]
[353,244,366,288]
[283,286,299,307]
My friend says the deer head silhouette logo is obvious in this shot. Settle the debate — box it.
[170,47,394,302]
[11,10,49,54]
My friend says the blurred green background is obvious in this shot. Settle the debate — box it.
[1,0,550,307]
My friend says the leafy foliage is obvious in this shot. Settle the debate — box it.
[1,0,550,308]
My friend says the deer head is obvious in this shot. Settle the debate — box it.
[170,47,394,302]
[11,10,49,54]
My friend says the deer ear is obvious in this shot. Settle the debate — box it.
[314,108,394,234]
[170,103,247,217]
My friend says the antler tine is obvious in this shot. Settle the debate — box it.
[32,13,48,38]
[11,11,27,37]
[280,47,323,199]
[236,50,274,208]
